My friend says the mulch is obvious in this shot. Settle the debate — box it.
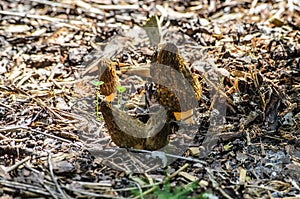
[0,0,300,198]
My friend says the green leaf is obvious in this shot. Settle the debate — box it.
[224,144,232,151]
[91,80,104,87]
[96,116,103,122]
[117,85,126,93]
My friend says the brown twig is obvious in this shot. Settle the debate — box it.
[0,179,51,196]
[5,156,31,173]
[206,168,233,199]
[129,148,207,165]
[0,125,81,147]
[202,74,234,105]
[0,10,89,29]
[48,153,69,199]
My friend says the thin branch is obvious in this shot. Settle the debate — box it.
[0,10,89,29]
[0,179,51,196]
[48,153,69,199]
[129,148,207,165]
[0,125,81,147]
[5,156,31,173]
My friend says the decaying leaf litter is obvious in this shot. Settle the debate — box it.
[0,0,300,198]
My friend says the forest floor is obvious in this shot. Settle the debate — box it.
[0,0,300,198]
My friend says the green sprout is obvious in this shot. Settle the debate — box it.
[116,85,126,108]
[91,80,104,121]
[117,85,126,93]
[91,80,104,87]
